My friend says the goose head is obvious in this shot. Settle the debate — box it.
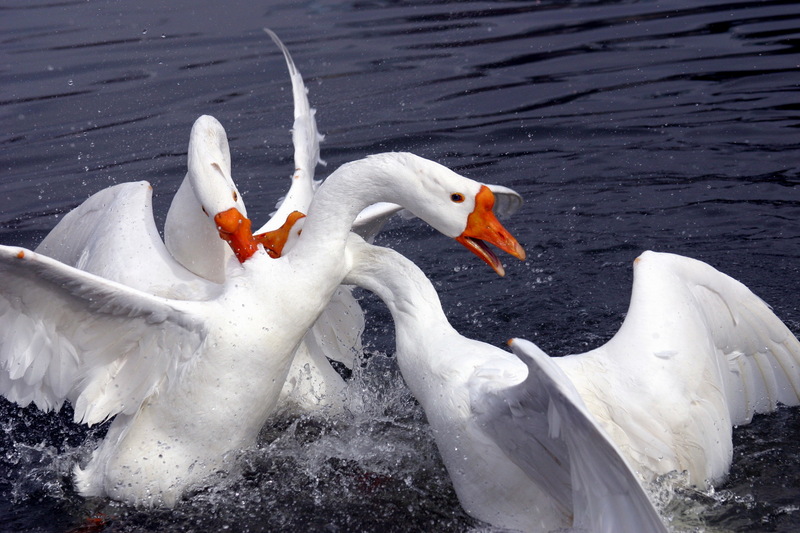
[165,115,250,280]
[360,153,526,276]
[185,116,272,264]
[186,115,247,221]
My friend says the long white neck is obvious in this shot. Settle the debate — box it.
[164,175,234,283]
[345,239,450,330]
[288,153,465,266]
[343,237,460,397]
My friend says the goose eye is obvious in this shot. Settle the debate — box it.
[202,206,209,217]
[450,193,465,203]
[232,191,238,202]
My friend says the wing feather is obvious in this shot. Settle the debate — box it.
[0,246,205,426]
[259,29,324,233]
[632,251,800,425]
[572,251,800,484]
[505,338,667,533]
[36,181,216,300]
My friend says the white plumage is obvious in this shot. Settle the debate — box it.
[344,237,800,531]
[0,150,525,506]
[36,31,363,415]
[343,237,667,532]
[542,251,800,487]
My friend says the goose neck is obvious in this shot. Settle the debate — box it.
[345,240,452,336]
[292,154,419,257]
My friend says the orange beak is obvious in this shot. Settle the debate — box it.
[253,211,306,258]
[455,185,526,276]
[214,208,259,263]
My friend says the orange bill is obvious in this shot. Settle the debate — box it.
[253,211,306,258]
[214,207,259,263]
[455,185,526,276]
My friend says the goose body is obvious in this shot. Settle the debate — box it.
[344,239,800,531]
[343,237,666,532]
[0,151,524,506]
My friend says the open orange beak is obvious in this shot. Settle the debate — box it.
[253,211,306,258]
[455,185,526,276]
[214,208,259,263]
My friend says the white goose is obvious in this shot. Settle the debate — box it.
[342,236,667,533]
[36,30,358,413]
[343,237,800,531]
[0,151,525,506]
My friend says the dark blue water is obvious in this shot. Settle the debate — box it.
[1,1,799,531]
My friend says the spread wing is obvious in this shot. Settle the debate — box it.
[258,28,324,233]
[0,246,206,426]
[560,251,800,485]
[477,338,667,533]
[604,251,800,426]
[36,180,218,299]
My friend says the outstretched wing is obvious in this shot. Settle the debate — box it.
[259,28,324,233]
[36,181,218,299]
[564,251,800,485]
[610,251,800,425]
[0,246,205,426]
[502,338,667,533]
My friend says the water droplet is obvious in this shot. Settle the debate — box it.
[142,29,148,35]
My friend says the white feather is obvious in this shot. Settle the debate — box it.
[343,237,665,533]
